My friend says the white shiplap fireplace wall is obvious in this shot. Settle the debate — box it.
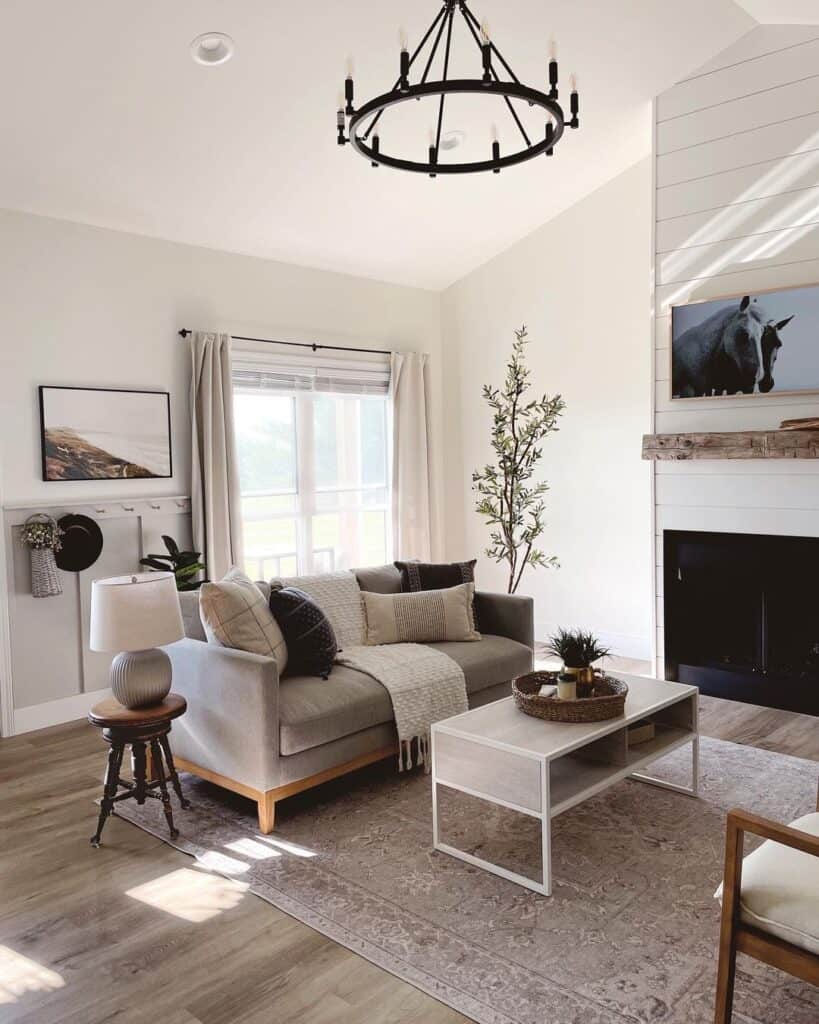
[653,24,819,672]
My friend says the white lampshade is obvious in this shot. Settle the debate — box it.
[90,572,185,653]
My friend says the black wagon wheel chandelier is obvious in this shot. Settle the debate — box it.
[336,0,580,176]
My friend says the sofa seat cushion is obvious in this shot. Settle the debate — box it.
[425,635,532,695]
[279,635,532,755]
[280,665,393,756]
[735,811,819,955]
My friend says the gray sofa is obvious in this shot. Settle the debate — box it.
[167,564,533,832]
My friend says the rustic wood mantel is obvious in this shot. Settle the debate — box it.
[642,430,819,461]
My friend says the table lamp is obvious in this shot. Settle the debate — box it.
[90,572,185,709]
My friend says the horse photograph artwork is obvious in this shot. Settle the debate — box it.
[670,283,819,400]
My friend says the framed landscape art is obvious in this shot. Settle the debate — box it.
[670,282,819,400]
[39,386,172,481]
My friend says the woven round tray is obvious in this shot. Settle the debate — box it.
[512,671,628,723]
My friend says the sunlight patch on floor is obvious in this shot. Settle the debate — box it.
[225,838,282,860]
[125,867,249,922]
[257,836,318,858]
[0,946,64,1004]
[195,850,252,875]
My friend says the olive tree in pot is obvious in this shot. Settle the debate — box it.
[472,326,566,594]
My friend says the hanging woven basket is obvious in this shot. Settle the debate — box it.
[22,513,63,599]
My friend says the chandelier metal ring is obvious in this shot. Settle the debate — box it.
[349,80,566,176]
[337,0,580,177]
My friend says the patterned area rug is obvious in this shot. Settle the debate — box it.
[116,738,819,1024]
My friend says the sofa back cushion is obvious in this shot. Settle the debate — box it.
[273,571,364,648]
[353,564,402,594]
[199,568,288,671]
[361,582,480,646]
[179,590,207,642]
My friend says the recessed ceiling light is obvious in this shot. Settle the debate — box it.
[190,32,235,66]
[441,130,466,151]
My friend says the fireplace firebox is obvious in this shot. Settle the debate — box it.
[664,530,819,716]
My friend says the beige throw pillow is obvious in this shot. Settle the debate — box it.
[199,567,288,672]
[361,582,480,646]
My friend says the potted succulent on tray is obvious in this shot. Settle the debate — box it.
[546,628,610,699]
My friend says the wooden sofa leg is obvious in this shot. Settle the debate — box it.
[258,792,276,834]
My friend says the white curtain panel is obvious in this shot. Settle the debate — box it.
[390,351,432,561]
[190,332,244,581]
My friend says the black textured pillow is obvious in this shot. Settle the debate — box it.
[268,585,338,679]
[395,559,477,593]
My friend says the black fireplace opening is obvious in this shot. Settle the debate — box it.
[664,530,819,716]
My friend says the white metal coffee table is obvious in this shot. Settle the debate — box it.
[431,674,699,895]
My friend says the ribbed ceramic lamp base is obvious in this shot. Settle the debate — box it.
[110,649,172,709]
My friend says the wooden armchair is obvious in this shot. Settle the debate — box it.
[714,786,819,1023]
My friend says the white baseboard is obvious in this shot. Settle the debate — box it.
[13,688,111,735]
[535,619,653,662]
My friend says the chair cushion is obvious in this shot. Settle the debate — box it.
[731,811,819,956]
[279,635,532,755]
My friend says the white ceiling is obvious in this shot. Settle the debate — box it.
[0,1,757,290]
[735,1,819,23]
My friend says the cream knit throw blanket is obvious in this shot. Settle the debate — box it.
[335,644,468,772]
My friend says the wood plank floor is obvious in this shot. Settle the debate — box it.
[0,692,816,1023]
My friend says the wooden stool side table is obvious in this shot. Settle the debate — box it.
[87,694,190,848]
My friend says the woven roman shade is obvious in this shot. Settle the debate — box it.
[232,347,390,397]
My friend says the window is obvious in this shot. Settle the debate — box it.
[233,350,391,579]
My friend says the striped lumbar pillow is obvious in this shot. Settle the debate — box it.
[361,582,480,646]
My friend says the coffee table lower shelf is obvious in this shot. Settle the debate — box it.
[431,681,699,896]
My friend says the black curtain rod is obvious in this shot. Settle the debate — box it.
[178,329,390,357]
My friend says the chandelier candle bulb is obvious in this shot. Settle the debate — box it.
[545,121,554,155]
[399,28,410,91]
[480,19,492,82]
[371,132,380,166]
[492,137,500,173]
[345,73,354,115]
[570,79,579,128]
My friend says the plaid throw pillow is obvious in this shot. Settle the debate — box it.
[199,568,288,672]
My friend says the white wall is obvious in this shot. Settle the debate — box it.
[441,156,654,658]
[0,208,444,535]
[652,24,819,669]
[0,208,444,734]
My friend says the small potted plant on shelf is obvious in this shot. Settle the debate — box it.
[546,628,610,698]
[139,535,206,592]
